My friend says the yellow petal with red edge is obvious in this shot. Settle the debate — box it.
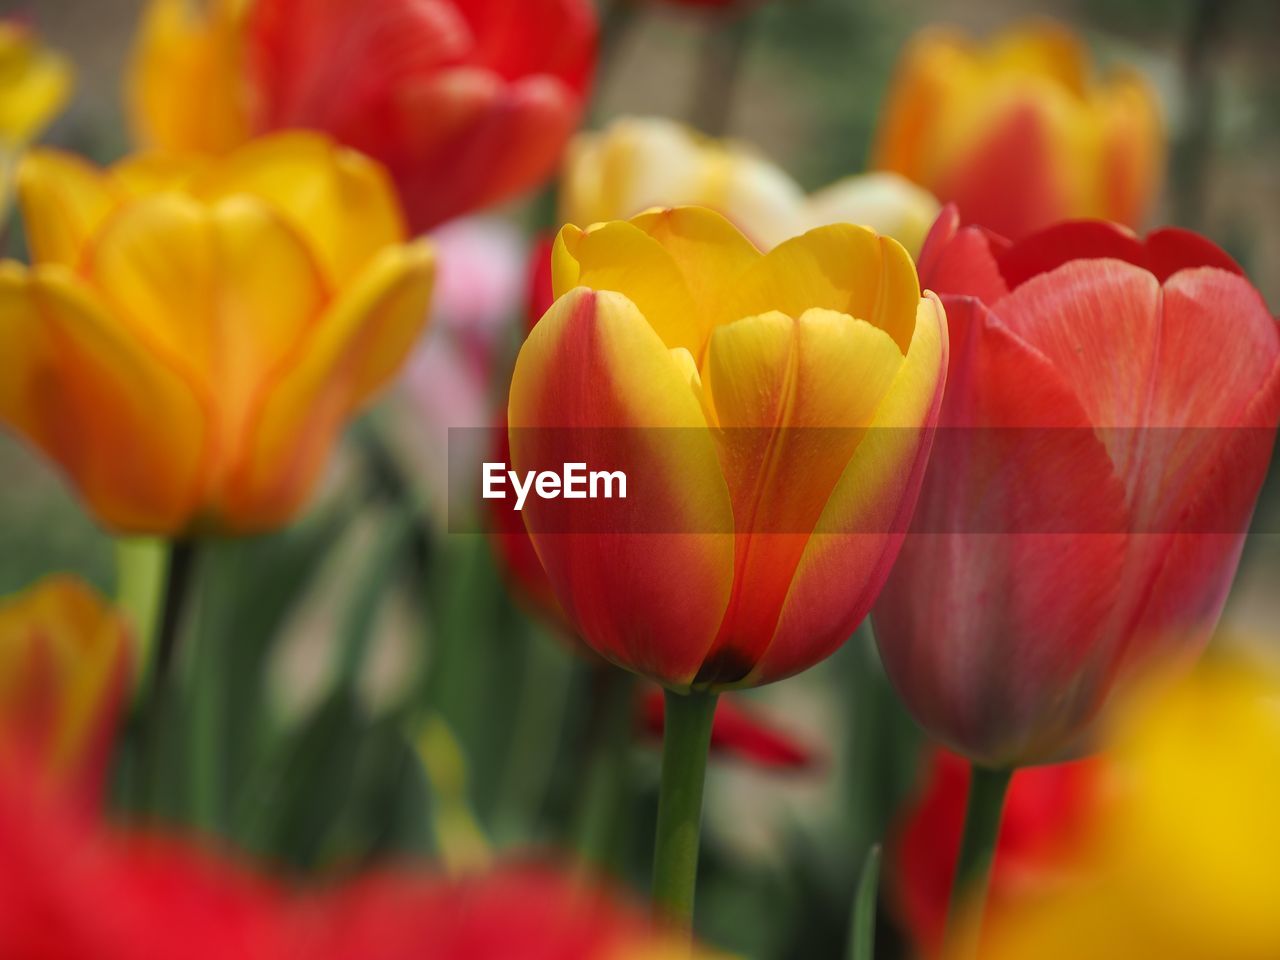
[724,224,920,352]
[16,150,120,267]
[83,192,328,456]
[551,220,703,355]
[125,0,251,154]
[753,294,947,685]
[693,307,904,684]
[189,132,406,284]
[0,263,207,533]
[226,240,434,532]
[0,23,73,145]
[508,286,735,687]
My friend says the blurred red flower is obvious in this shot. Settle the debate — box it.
[887,749,1104,958]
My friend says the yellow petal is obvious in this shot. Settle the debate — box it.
[552,219,702,355]
[0,23,73,146]
[758,294,947,683]
[725,224,921,353]
[189,132,407,284]
[83,192,328,462]
[125,0,251,154]
[228,240,434,531]
[696,308,905,680]
[16,149,120,267]
[0,263,208,533]
[508,286,735,686]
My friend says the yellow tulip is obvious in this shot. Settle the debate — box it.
[0,576,130,805]
[508,206,946,689]
[0,21,72,221]
[872,20,1162,239]
[976,659,1280,960]
[561,116,940,255]
[0,131,434,535]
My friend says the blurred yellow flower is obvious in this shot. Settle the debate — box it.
[976,658,1280,960]
[126,0,251,154]
[0,21,73,221]
[0,575,130,806]
[872,20,1162,240]
[562,116,940,255]
[0,131,434,535]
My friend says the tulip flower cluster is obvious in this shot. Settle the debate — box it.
[1,3,1278,959]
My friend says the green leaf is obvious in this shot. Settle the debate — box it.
[849,844,882,960]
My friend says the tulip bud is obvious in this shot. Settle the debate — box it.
[872,209,1280,767]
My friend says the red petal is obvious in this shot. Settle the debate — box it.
[916,204,1011,303]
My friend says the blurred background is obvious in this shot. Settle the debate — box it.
[3,0,1280,956]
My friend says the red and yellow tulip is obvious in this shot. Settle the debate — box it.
[0,132,434,535]
[127,0,598,232]
[872,21,1161,240]
[507,206,947,689]
[0,576,129,807]
[872,209,1280,767]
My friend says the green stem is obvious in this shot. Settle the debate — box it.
[115,537,170,700]
[944,764,1014,958]
[572,665,636,868]
[186,541,237,834]
[651,687,718,928]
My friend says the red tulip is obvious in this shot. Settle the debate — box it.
[888,749,1104,958]
[0,771,703,960]
[130,0,597,233]
[872,207,1280,767]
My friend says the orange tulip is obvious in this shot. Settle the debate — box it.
[0,132,434,535]
[0,576,130,807]
[0,20,73,222]
[506,206,947,689]
[872,21,1161,239]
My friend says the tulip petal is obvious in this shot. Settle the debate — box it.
[0,264,207,532]
[551,219,703,355]
[189,132,406,284]
[695,308,904,683]
[758,295,948,686]
[872,296,1130,764]
[916,204,1011,303]
[508,286,735,686]
[84,193,329,457]
[16,150,119,267]
[230,241,434,530]
[725,224,920,352]
[0,24,73,146]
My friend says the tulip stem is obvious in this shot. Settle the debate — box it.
[154,540,197,683]
[944,764,1013,958]
[651,687,718,929]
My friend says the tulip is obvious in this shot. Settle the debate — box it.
[508,205,945,923]
[978,660,1280,960]
[563,115,940,254]
[0,577,130,807]
[0,132,434,535]
[871,21,1162,239]
[889,749,1104,958]
[127,0,598,233]
[509,205,946,691]
[873,208,1280,769]
[0,21,72,221]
